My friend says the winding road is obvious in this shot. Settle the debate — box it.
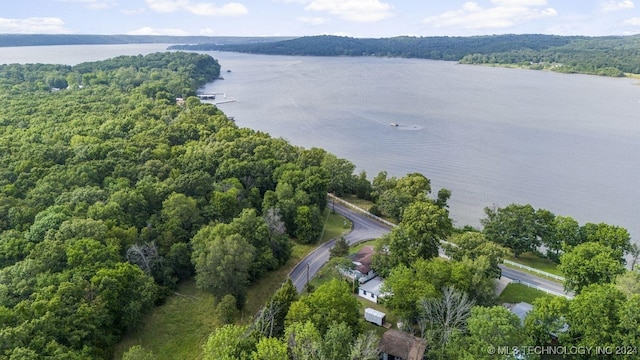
[289,199,573,299]
[289,201,390,292]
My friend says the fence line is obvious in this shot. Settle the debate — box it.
[503,259,565,281]
[512,279,573,299]
[327,194,397,228]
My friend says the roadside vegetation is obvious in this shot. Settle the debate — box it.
[0,49,638,360]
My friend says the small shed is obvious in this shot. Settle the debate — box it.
[379,329,427,360]
[364,307,385,326]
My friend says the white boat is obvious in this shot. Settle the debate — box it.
[390,122,399,127]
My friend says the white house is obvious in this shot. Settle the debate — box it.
[358,276,386,303]
[343,245,377,283]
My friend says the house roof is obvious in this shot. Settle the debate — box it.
[510,302,533,325]
[352,245,375,273]
[379,329,427,360]
[359,276,384,296]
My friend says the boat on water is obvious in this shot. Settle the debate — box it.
[390,122,399,127]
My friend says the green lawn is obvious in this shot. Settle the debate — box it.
[338,194,376,211]
[497,283,553,304]
[356,297,396,337]
[113,209,351,360]
[505,252,563,277]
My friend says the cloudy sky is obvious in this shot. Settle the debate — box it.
[2,0,640,37]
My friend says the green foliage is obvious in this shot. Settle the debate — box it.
[294,205,323,244]
[122,345,157,360]
[173,34,640,77]
[446,231,510,279]
[481,204,553,257]
[329,236,349,258]
[0,51,338,358]
[559,242,626,294]
[447,305,525,360]
[202,324,255,360]
[251,337,288,360]
[191,230,255,308]
[215,294,238,325]
[286,279,362,336]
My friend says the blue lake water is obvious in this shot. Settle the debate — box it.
[1,45,638,242]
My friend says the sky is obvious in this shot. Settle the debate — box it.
[2,0,640,38]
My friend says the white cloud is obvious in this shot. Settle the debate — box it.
[127,26,189,35]
[304,0,393,23]
[56,0,118,10]
[200,27,216,35]
[423,0,557,30]
[145,0,247,16]
[623,16,640,25]
[297,16,328,25]
[121,8,147,15]
[0,17,72,34]
[602,0,635,12]
[186,2,248,16]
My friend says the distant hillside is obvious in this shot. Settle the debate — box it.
[0,34,293,47]
[170,34,640,77]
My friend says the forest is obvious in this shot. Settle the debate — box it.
[170,34,640,77]
[1,50,638,360]
[0,34,290,48]
[0,51,362,359]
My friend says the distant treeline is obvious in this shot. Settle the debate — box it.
[170,34,640,77]
[0,34,292,47]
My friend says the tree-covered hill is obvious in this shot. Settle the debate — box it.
[0,51,359,359]
[170,34,640,77]
[0,34,293,48]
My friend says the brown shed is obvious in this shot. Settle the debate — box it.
[379,329,427,360]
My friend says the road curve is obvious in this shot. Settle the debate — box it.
[289,199,573,298]
[289,202,390,292]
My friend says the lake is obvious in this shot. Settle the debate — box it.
[1,45,638,242]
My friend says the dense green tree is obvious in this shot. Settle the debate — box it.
[444,231,510,279]
[560,242,626,294]
[191,228,255,308]
[546,215,581,262]
[524,296,570,346]
[286,279,362,336]
[285,321,322,360]
[202,324,255,360]
[567,284,627,353]
[447,305,525,360]
[481,204,551,257]
[321,322,354,360]
[579,222,631,263]
[329,236,349,258]
[251,337,288,360]
[294,205,323,244]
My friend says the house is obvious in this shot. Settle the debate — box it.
[379,329,427,360]
[508,302,533,325]
[358,276,386,303]
[344,245,377,283]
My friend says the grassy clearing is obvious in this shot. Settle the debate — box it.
[357,297,396,337]
[321,208,352,242]
[114,209,351,360]
[505,252,563,277]
[350,239,377,255]
[113,280,218,360]
[497,283,552,304]
[339,194,375,211]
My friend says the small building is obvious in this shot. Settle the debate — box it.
[364,307,385,326]
[358,276,386,303]
[508,302,533,325]
[343,245,377,283]
[379,329,427,360]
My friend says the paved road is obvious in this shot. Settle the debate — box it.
[289,202,390,292]
[290,200,573,298]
